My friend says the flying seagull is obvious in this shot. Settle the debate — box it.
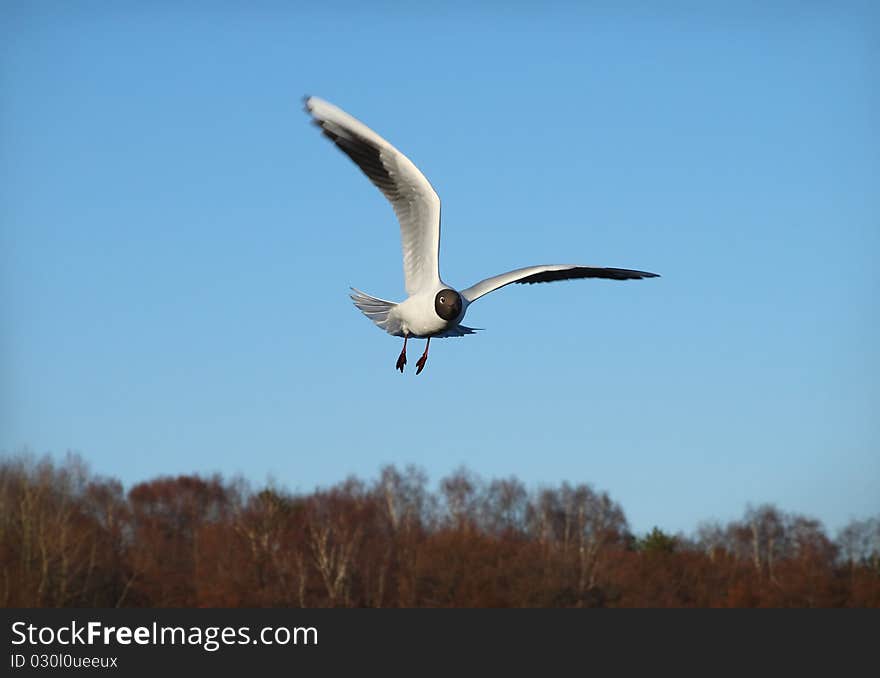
[304,96,659,375]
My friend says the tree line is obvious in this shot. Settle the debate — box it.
[1,453,877,607]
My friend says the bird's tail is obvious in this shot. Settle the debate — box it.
[350,288,397,331]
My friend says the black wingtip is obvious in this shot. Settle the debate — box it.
[514,267,661,284]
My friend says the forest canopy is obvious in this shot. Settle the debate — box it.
[1,453,877,607]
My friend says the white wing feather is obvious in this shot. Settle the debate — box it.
[305,97,441,296]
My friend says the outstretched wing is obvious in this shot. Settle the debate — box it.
[305,96,442,296]
[461,264,659,303]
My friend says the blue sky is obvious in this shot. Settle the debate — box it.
[2,2,878,536]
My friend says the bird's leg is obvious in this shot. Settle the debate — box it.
[415,338,431,375]
[395,335,408,372]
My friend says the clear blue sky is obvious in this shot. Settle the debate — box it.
[2,2,877,536]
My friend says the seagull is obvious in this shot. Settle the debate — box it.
[304,96,659,375]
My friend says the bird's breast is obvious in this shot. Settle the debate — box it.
[392,297,461,338]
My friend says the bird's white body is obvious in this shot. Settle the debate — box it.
[349,285,473,338]
[388,290,468,338]
[305,96,659,372]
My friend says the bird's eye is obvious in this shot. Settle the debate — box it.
[439,296,445,304]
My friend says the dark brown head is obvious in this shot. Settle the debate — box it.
[434,289,462,322]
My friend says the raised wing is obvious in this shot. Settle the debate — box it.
[305,96,441,296]
[461,264,659,303]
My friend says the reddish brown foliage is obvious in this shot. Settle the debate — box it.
[1,455,877,607]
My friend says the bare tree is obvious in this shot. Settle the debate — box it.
[440,467,482,531]
[482,477,528,536]
[304,480,366,607]
[372,465,433,606]
[739,504,786,580]
[837,517,880,572]
[695,521,727,562]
